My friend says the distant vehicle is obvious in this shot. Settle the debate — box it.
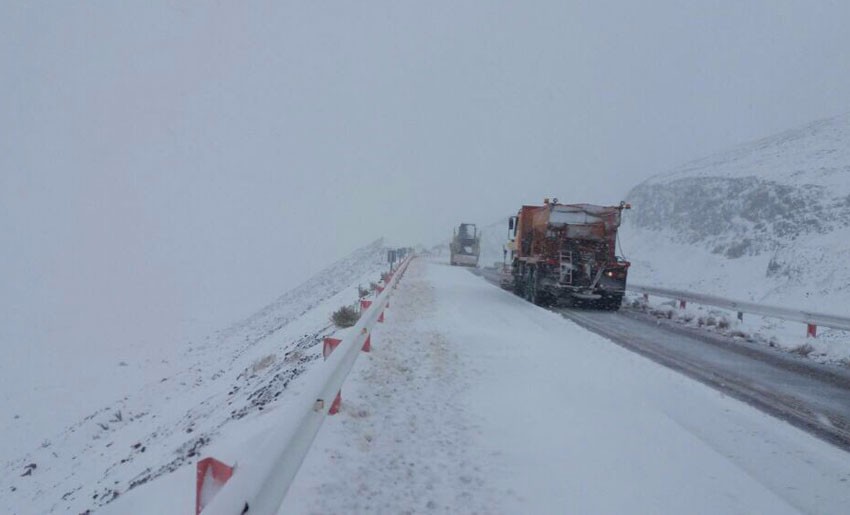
[507,199,631,310]
[450,223,480,267]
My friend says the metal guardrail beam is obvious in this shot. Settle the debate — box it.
[627,283,850,332]
[202,256,413,515]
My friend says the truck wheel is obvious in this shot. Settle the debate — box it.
[513,278,524,297]
[514,266,527,298]
[602,295,623,311]
[528,268,546,306]
[522,268,533,302]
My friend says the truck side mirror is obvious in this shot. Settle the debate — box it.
[508,218,514,231]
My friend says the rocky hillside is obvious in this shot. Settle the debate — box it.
[622,113,850,309]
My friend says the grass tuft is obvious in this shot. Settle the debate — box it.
[331,305,360,328]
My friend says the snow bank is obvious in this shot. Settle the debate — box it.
[282,259,850,514]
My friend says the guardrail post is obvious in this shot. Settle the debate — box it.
[807,324,817,338]
[361,328,371,352]
[737,311,743,322]
[679,300,686,309]
[323,337,344,415]
[329,391,342,415]
[378,310,385,323]
[196,457,234,515]
[322,337,341,359]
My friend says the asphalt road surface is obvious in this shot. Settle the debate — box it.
[472,266,850,451]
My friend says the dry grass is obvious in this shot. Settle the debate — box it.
[331,305,360,328]
[252,354,276,373]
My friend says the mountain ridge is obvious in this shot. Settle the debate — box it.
[621,112,850,311]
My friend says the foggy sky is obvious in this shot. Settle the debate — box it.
[3,1,850,357]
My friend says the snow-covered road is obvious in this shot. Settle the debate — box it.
[283,258,850,514]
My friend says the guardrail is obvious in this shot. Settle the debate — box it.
[628,283,850,338]
[199,255,413,515]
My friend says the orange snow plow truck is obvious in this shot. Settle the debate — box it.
[508,199,631,310]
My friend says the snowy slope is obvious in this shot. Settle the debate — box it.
[114,258,850,514]
[618,114,850,363]
[0,240,390,514]
[622,113,850,309]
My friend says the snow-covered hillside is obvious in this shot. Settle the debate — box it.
[622,113,850,313]
[0,240,390,514]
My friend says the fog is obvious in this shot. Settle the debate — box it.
[2,2,850,364]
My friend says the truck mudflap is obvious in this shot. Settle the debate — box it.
[538,278,625,307]
[556,289,624,310]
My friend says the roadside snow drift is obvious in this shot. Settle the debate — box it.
[281,259,850,514]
